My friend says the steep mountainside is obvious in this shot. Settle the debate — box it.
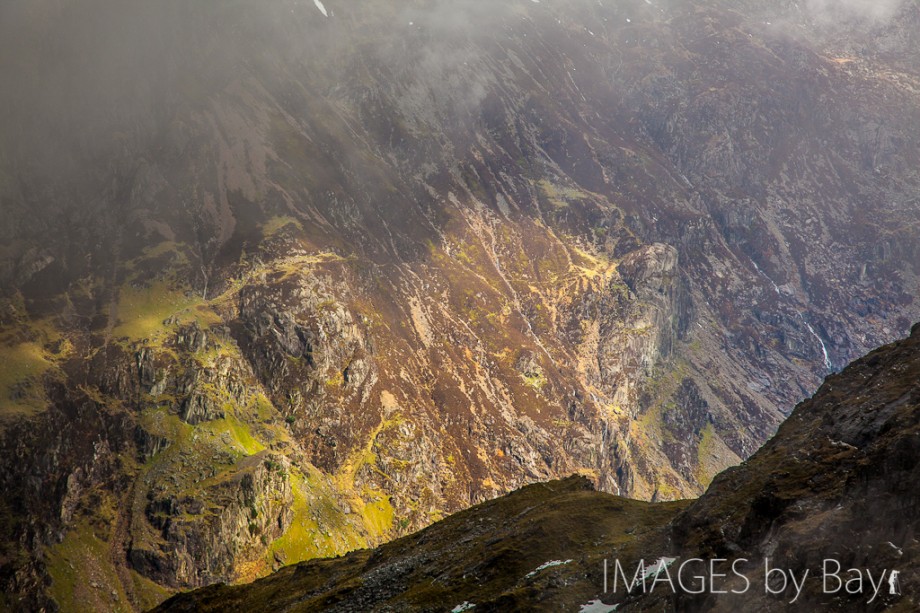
[1,0,920,610]
[155,321,920,612]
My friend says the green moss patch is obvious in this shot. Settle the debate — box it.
[0,342,54,420]
[46,522,134,613]
[113,281,219,343]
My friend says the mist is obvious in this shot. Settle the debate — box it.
[0,0,520,170]
[1,0,915,208]
[804,0,907,23]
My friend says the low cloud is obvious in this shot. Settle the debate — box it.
[804,0,907,24]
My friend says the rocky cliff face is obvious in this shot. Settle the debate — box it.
[1,0,920,610]
[155,322,920,612]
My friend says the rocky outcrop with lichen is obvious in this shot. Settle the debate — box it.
[155,322,920,613]
[131,452,293,588]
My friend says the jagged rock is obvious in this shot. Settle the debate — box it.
[156,323,920,612]
[131,452,294,588]
[135,424,172,461]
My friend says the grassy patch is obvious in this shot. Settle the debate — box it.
[202,415,266,456]
[138,408,192,450]
[46,522,132,613]
[570,244,616,281]
[128,570,173,611]
[522,372,547,390]
[268,471,367,566]
[537,179,589,209]
[0,342,54,419]
[261,216,303,237]
[360,490,395,538]
[113,281,218,343]
[695,423,716,482]
[129,242,189,271]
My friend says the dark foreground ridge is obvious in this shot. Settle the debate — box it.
[156,323,920,612]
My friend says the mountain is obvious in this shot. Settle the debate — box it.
[154,321,920,612]
[1,0,920,610]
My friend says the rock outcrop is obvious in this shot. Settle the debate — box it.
[155,322,920,612]
[131,452,294,588]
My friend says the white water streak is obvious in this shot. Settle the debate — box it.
[751,259,832,372]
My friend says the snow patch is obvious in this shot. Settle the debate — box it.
[451,603,476,613]
[580,600,618,613]
[313,0,328,17]
[829,439,857,451]
[526,559,573,579]
[886,542,904,556]
[637,557,677,585]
